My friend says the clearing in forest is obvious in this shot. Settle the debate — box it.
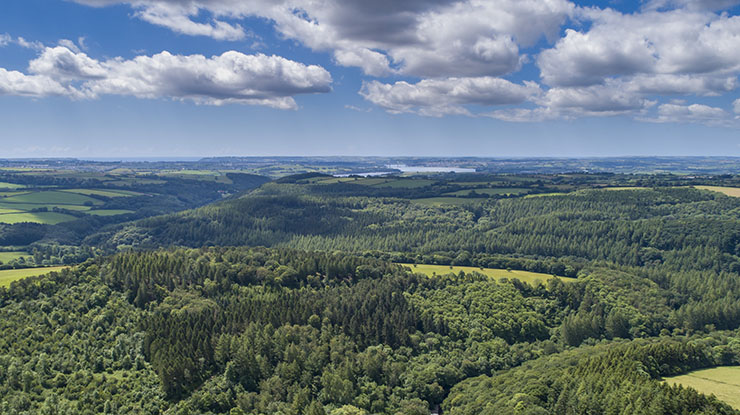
[663,366,740,410]
[694,186,740,197]
[399,263,576,285]
[0,266,68,287]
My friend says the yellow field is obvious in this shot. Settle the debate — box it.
[601,186,649,190]
[663,366,740,410]
[694,186,740,197]
[398,263,576,285]
[0,266,68,287]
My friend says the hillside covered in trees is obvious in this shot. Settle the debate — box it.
[2,173,740,413]
[1,247,739,414]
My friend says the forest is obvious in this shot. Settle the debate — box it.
[1,171,740,414]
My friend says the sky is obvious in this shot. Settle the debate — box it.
[1,0,740,158]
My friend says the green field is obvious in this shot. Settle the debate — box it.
[0,212,77,224]
[86,209,135,216]
[0,251,30,263]
[411,197,485,206]
[373,178,436,188]
[444,188,530,196]
[399,263,576,285]
[0,182,25,189]
[0,202,92,211]
[0,188,138,224]
[663,366,740,409]
[601,186,650,191]
[60,188,143,197]
[1,190,102,205]
[0,266,68,287]
[695,186,740,197]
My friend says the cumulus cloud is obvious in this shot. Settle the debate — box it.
[488,82,655,121]
[29,47,108,80]
[644,102,731,125]
[70,0,574,77]
[538,8,740,90]
[623,74,737,96]
[360,77,540,117]
[541,84,653,115]
[0,34,10,47]
[0,68,71,98]
[643,0,740,12]
[0,46,332,108]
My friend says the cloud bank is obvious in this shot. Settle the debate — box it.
[0,44,332,108]
[7,0,740,125]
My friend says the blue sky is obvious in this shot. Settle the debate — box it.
[1,0,739,158]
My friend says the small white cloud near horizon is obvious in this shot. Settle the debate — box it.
[360,77,540,117]
[642,102,732,126]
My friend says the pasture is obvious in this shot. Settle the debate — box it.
[87,209,135,216]
[1,190,102,205]
[444,188,530,196]
[61,188,143,197]
[0,212,77,224]
[663,366,740,410]
[0,251,30,264]
[0,182,25,189]
[411,197,485,206]
[694,185,740,197]
[0,184,142,224]
[399,263,576,285]
[0,266,68,287]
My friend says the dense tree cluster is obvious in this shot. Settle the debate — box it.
[2,173,740,413]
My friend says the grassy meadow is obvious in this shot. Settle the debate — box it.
[0,186,140,224]
[0,266,68,287]
[410,197,485,207]
[444,187,530,196]
[0,251,30,264]
[399,263,576,285]
[663,366,740,409]
[694,185,740,197]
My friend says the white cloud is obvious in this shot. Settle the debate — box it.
[733,98,740,114]
[540,84,653,115]
[0,68,71,97]
[0,34,10,47]
[16,37,45,51]
[360,77,540,117]
[133,2,245,40]
[487,82,655,122]
[0,46,332,108]
[643,0,740,12]
[623,74,737,96]
[539,8,740,90]
[70,0,574,78]
[644,102,731,125]
[29,47,107,80]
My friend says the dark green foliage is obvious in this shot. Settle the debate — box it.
[4,172,740,414]
[444,338,739,415]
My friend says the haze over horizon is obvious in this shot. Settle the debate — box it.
[2,0,740,157]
